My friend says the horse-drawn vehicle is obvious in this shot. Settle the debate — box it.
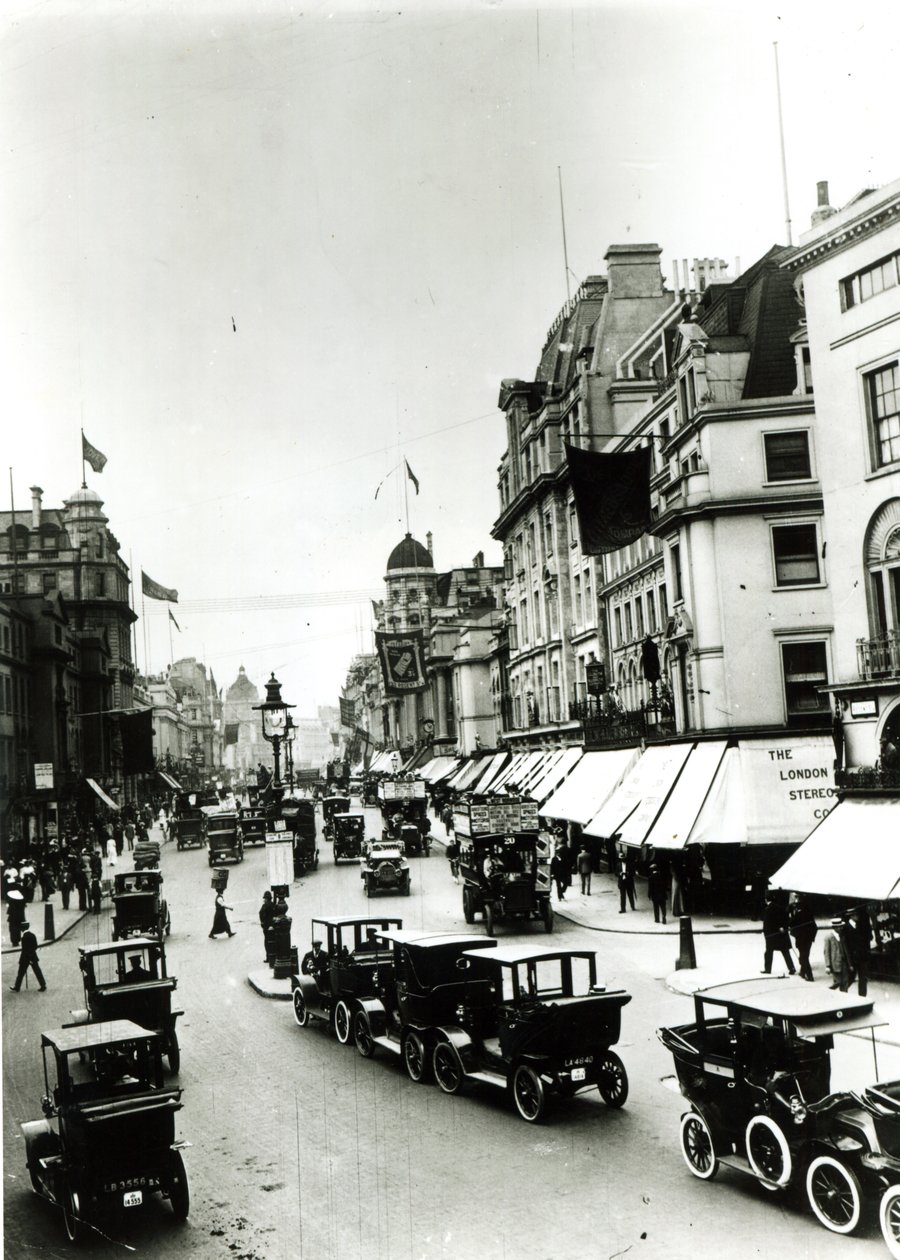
[456,799,552,936]
[110,871,170,940]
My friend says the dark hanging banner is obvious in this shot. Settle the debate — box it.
[565,442,652,555]
[224,723,240,747]
[339,697,357,728]
[375,630,428,695]
[641,636,661,683]
[120,710,155,774]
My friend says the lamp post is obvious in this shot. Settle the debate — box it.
[252,674,297,978]
[253,673,294,794]
[284,713,296,792]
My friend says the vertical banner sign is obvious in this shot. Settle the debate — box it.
[339,697,357,727]
[375,630,427,695]
[565,442,652,555]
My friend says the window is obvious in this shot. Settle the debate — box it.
[764,431,812,482]
[528,522,537,566]
[544,511,554,556]
[568,502,578,547]
[866,362,900,468]
[646,590,657,633]
[95,572,106,597]
[781,641,829,724]
[659,583,668,622]
[42,572,55,595]
[670,543,684,601]
[614,606,623,646]
[772,523,820,586]
[841,251,900,310]
[573,575,582,626]
[624,602,633,642]
[635,596,645,639]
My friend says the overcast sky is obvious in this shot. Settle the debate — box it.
[3,0,897,716]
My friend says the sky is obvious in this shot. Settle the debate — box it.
[3,0,898,716]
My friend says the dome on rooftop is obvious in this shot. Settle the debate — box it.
[386,534,433,571]
[65,486,103,507]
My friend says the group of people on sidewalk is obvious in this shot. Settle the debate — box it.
[762,891,872,995]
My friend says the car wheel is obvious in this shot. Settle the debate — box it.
[354,1010,375,1058]
[61,1181,82,1243]
[167,1031,181,1074]
[484,902,495,937]
[543,901,554,933]
[679,1111,718,1180]
[165,908,172,937]
[806,1155,862,1234]
[403,1031,430,1083]
[879,1185,900,1258]
[597,1051,628,1108]
[745,1115,792,1189]
[433,1041,465,1095]
[512,1064,546,1123]
[167,1149,190,1220]
[334,1000,353,1045]
[111,924,118,941]
[463,887,474,924]
[292,987,310,1027]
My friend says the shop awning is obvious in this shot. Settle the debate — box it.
[158,771,182,791]
[402,746,432,773]
[86,778,121,811]
[585,743,694,844]
[450,758,490,792]
[503,751,544,792]
[468,752,509,793]
[642,741,729,851]
[422,756,459,784]
[528,748,583,804]
[430,758,462,785]
[687,734,836,848]
[769,799,900,900]
[517,751,557,794]
[540,748,639,824]
[489,753,529,794]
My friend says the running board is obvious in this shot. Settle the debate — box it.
[718,1153,755,1177]
[372,1034,402,1055]
[464,1069,507,1089]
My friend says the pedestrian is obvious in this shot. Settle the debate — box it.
[209,890,236,939]
[9,921,46,992]
[19,859,37,903]
[440,804,454,835]
[38,859,55,902]
[74,863,89,911]
[647,862,668,924]
[789,893,817,981]
[258,891,274,959]
[846,906,872,997]
[113,819,124,856]
[57,864,72,911]
[90,876,103,915]
[550,842,571,901]
[446,836,460,882]
[124,819,135,851]
[89,848,102,880]
[6,888,26,946]
[577,844,592,895]
[105,833,117,867]
[761,892,796,975]
[617,852,636,913]
[824,917,851,991]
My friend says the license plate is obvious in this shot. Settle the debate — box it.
[571,1067,586,1082]
[123,1190,143,1208]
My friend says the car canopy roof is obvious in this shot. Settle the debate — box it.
[463,944,596,967]
[376,929,497,950]
[311,915,403,930]
[695,976,886,1035]
[42,1019,160,1054]
[80,937,162,958]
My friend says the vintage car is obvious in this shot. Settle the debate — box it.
[333,812,366,863]
[460,832,553,936]
[361,842,410,897]
[239,806,267,847]
[174,815,206,850]
[21,1019,189,1242]
[290,915,403,1043]
[356,942,630,1124]
[278,798,318,875]
[110,871,170,940]
[657,976,900,1252]
[397,821,431,857]
[133,839,161,871]
[322,795,351,840]
[205,812,243,866]
[76,938,183,1073]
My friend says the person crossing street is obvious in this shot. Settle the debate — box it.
[9,921,46,992]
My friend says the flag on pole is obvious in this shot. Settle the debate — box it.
[168,609,181,632]
[142,570,179,602]
[564,442,652,555]
[405,460,419,495]
[82,433,107,473]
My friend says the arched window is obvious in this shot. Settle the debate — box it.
[864,499,900,642]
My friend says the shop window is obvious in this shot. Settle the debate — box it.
[772,523,820,587]
[764,431,812,482]
[781,641,829,724]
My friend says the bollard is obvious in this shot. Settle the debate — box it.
[675,915,697,971]
[43,902,56,943]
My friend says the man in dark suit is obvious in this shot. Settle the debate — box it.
[9,921,46,992]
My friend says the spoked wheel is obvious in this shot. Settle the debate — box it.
[879,1185,900,1258]
[167,1030,181,1074]
[61,1181,82,1243]
[433,1041,465,1095]
[292,986,310,1027]
[679,1111,718,1180]
[353,1010,375,1058]
[806,1156,862,1234]
[597,1051,629,1108]
[334,1000,353,1046]
[512,1064,546,1123]
[484,902,495,937]
[167,1150,190,1220]
[745,1115,792,1189]
[403,1031,430,1083]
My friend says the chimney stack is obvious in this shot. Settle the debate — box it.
[30,486,43,530]
[811,180,837,227]
[426,531,433,560]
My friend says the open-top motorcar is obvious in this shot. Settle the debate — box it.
[290,915,403,1044]
[657,976,900,1254]
[333,812,366,863]
[204,811,243,866]
[356,942,630,1124]
[239,806,267,846]
[77,939,183,1074]
[361,841,410,897]
[21,1019,189,1242]
[110,871,170,940]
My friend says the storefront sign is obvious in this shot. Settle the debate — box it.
[741,736,837,841]
[849,698,878,718]
[34,763,54,791]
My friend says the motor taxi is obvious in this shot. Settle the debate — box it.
[239,806,267,847]
[110,871,170,940]
[361,841,411,897]
[322,795,351,841]
[204,811,243,866]
[333,812,366,863]
[76,938,182,1073]
[658,976,900,1253]
[21,1020,188,1242]
[290,916,403,1044]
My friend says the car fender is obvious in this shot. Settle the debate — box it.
[433,1026,472,1054]
[357,996,389,1037]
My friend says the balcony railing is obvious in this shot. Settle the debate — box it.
[835,765,900,792]
[857,632,900,680]
[568,699,677,748]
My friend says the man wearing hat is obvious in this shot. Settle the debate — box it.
[9,920,46,992]
[6,886,26,947]
[823,916,851,992]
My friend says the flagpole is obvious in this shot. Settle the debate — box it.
[80,427,87,489]
[142,584,150,678]
[403,460,410,534]
[128,549,139,683]
[167,605,174,667]
[9,469,19,595]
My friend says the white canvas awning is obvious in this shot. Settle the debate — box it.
[469,752,509,794]
[527,747,583,804]
[642,741,729,851]
[421,756,459,783]
[86,778,120,811]
[489,753,529,794]
[585,743,694,844]
[769,798,900,899]
[540,748,638,824]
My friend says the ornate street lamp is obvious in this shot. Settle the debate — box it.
[253,674,297,978]
[253,673,294,792]
[284,713,296,791]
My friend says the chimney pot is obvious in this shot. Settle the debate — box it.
[426,531,433,560]
[30,485,43,530]
[816,180,830,207]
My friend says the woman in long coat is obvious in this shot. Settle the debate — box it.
[209,891,235,939]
